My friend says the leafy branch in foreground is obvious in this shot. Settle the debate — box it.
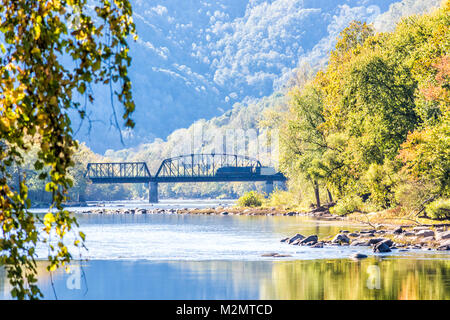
[0,0,136,299]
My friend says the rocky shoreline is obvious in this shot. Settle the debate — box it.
[75,205,450,252]
[77,204,343,220]
[281,226,450,254]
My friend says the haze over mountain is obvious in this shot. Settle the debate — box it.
[72,0,441,153]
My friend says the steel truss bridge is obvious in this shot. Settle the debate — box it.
[86,153,286,203]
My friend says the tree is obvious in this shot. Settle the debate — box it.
[0,0,136,299]
[280,83,340,207]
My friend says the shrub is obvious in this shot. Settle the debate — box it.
[330,195,363,216]
[237,191,264,207]
[394,179,435,212]
[268,190,296,209]
[425,199,450,220]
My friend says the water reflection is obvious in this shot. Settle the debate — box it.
[261,257,450,300]
[1,257,449,300]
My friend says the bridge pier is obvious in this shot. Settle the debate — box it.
[265,181,274,197]
[149,182,158,203]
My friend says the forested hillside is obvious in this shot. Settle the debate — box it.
[74,0,430,152]
[279,3,449,218]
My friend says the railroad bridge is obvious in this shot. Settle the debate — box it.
[86,153,287,203]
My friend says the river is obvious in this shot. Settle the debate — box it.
[1,200,449,299]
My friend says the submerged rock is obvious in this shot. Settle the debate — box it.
[352,253,368,259]
[261,253,292,257]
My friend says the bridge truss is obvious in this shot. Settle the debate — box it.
[86,154,286,202]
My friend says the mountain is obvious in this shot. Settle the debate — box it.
[83,0,443,200]
[72,0,409,153]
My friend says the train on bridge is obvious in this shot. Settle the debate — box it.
[86,153,287,203]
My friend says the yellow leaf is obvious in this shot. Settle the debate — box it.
[43,212,55,228]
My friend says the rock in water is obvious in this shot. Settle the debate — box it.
[288,234,305,244]
[299,235,318,245]
[352,253,368,259]
[379,239,393,247]
[367,238,384,245]
[332,233,350,244]
[373,242,391,253]
[261,253,279,257]
[350,239,370,246]
[437,239,450,251]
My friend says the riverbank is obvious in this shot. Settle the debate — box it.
[74,204,450,251]
[281,226,450,254]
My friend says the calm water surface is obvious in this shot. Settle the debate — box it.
[1,200,449,299]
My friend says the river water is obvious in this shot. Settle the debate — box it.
[1,200,449,299]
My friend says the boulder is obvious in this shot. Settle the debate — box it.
[288,234,305,244]
[373,242,391,253]
[368,238,385,245]
[419,236,435,244]
[379,239,394,247]
[437,239,450,250]
[404,232,415,236]
[299,235,318,245]
[220,211,229,215]
[348,233,359,237]
[311,242,324,248]
[360,229,375,234]
[286,211,297,216]
[436,230,450,241]
[350,239,370,246]
[280,238,290,243]
[413,226,431,232]
[332,233,350,244]
[416,230,435,238]
[393,227,403,234]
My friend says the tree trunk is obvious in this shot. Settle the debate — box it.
[313,180,321,208]
[327,188,333,203]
